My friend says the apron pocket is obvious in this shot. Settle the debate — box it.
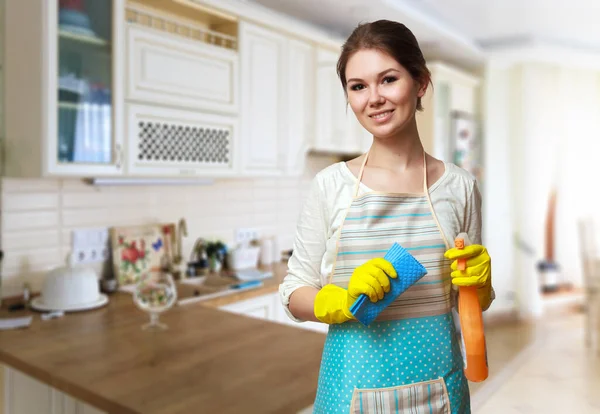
[349,378,451,414]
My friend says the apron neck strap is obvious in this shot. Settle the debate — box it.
[354,151,370,197]
[354,150,428,197]
[422,152,428,193]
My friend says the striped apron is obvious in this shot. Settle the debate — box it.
[313,151,470,414]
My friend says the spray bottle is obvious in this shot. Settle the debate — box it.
[455,232,488,382]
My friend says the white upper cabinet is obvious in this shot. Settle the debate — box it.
[282,38,315,176]
[126,21,239,115]
[125,103,239,177]
[2,0,343,179]
[314,48,345,152]
[239,22,286,176]
[313,47,369,155]
[4,0,126,177]
[122,3,241,177]
[239,21,315,176]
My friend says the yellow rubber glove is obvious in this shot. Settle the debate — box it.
[444,244,493,310]
[314,258,397,324]
[313,284,354,324]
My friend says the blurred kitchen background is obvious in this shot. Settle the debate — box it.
[0,0,599,413]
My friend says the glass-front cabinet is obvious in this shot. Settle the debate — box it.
[54,0,124,174]
[4,0,124,177]
[57,0,113,165]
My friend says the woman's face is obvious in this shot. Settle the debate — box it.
[345,48,426,139]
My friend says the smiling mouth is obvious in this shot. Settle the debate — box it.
[369,110,394,119]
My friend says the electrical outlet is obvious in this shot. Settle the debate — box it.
[234,228,259,246]
[71,227,110,265]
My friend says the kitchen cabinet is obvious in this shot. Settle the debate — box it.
[416,61,481,162]
[238,22,286,176]
[3,366,105,414]
[283,39,315,176]
[125,103,239,177]
[219,291,329,334]
[126,23,239,115]
[238,21,315,176]
[273,295,330,334]
[122,3,241,178]
[312,47,371,155]
[219,291,278,320]
[3,0,348,179]
[4,0,126,178]
[4,0,241,179]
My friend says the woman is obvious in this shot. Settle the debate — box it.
[279,20,493,414]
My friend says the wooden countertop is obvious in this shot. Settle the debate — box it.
[0,264,326,414]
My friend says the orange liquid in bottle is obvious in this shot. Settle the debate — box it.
[455,233,488,382]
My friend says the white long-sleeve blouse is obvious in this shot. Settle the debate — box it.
[279,161,487,322]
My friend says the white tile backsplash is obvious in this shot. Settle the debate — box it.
[3,193,60,211]
[2,211,60,232]
[3,230,61,251]
[62,192,112,208]
[61,207,112,227]
[1,178,60,193]
[0,155,338,297]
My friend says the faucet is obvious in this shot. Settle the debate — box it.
[174,217,188,265]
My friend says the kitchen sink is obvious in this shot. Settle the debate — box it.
[176,273,248,305]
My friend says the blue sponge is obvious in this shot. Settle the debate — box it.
[349,243,428,326]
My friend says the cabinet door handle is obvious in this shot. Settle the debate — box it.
[114,143,122,169]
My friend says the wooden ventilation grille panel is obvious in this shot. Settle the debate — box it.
[136,121,230,165]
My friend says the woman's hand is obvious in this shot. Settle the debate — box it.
[313,258,397,324]
[444,245,491,288]
[444,245,493,310]
[347,258,397,302]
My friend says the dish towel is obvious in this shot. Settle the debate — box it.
[349,242,428,326]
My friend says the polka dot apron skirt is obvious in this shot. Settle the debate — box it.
[313,152,470,414]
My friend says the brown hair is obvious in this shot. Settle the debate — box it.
[337,20,431,111]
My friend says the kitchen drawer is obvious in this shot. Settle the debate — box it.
[219,291,329,334]
[127,25,239,114]
[219,293,278,321]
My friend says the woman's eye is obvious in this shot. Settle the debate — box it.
[383,76,398,84]
[350,84,365,91]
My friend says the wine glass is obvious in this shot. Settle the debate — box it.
[133,271,177,331]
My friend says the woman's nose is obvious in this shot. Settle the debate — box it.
[368,87,385,106]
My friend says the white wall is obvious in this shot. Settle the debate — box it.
[481,64,518,315]
[516,64,566,318]
[554,67,600,283]
[483,60,600,318]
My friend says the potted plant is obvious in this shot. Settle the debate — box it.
[205,240,227,273]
